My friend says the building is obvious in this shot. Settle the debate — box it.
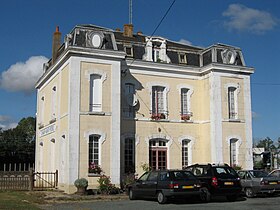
[35,24,254,193]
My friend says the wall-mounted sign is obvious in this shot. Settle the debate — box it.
[39,124,56,137]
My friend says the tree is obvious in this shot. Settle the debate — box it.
[255,137,276,151]
[0,117,36,165]
[255,137,278,170]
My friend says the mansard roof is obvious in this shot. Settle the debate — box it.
[45,24,251,73]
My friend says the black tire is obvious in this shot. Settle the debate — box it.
[129,189,136,200]
[226,194,238,202]
[245,188,255,198]
[157,191,167,204]
[200,187,211,202]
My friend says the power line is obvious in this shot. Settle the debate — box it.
[150,0,176,38]
[127,0,176,68]
[252,83,280,86]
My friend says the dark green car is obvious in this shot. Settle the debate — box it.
[128,170,206,204]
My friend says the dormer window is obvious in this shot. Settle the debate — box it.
[179,53,187,64]
[153,48,160,62]
[124,46,133,57]
[142,37,170,63]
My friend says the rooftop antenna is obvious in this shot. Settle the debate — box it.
[129,0,133,24]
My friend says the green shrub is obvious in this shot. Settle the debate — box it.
[122,173,136,191]
[140,163,151,172]
[97,175,120,194]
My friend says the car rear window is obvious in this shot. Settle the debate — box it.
[172,171,197,181]
[213,167,238,178]
[249,170,268,178]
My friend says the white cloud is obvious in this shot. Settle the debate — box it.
[0,115,17,130]
[0,115,10,122]
[252,111,259,119]
[0,123,18,130]
[178,39,192,46]
[0,56,48,94]
[223,4,278,34]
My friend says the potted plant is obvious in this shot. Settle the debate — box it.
[74,178,88,195]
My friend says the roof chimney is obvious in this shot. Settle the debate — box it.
[123,24,133,37]
[52,26,61,64]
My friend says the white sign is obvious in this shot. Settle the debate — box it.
[40,124,56,137]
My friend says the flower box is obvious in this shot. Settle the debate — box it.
[181,113,192,121]
[88,162,102,174]
[151,113,166,120]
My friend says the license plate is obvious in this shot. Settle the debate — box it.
[224,182,233,185]
[269,182,277,185]
[182,185,194,189]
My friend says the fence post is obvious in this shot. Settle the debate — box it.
[29,169,34,191]
[55,170,58,188]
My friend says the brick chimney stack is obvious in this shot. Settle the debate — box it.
[52,26,61,64]
[123,24,133,37]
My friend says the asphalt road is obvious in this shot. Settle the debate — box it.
[40,195,280,210]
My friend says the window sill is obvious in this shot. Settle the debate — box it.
[180,120,193,123]
[88,111,105,116]
[150,119,170,122]
[228,119,242,122]
[88,173,102,177]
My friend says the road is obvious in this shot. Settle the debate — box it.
[40,195,280,210]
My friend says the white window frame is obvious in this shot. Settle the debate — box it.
[89,134,100,165]
[178,136,195,167]
[85,70,107,113]
[147,82,169,119]
[230,139,237,166]
[225,83,240,120]
[178,53,187,64]
[84,130,106,173]
[177,85,194,119]
[39,95,45,125]
[182,140,190,169]
[124,45,133,57]
[149,138,168,170]
[89,74,102,112]
[51,86,57,120]
[226,136,242,166]
[153,48,160,62]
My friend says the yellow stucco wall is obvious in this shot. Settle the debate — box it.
[79,62,112,187]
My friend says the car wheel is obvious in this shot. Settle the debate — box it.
[157,191,167,204]
[129,189,136,200]
[245,188,255,198]
[200,187,211,202]
[226,194,238,202]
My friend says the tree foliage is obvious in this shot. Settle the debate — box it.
[0,117,36,164]
[255,137,277,151]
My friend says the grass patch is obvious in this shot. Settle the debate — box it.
[0,191,45,210]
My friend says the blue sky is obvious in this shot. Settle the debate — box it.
[0,0,279,142]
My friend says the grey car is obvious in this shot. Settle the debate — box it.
[237,170,280,198]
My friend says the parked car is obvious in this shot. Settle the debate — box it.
[185,163,241,201]
[128,170,206,204]
[237,170,280,198]
[269,169,280,178]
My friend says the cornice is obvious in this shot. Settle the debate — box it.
[36,47,126,89]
